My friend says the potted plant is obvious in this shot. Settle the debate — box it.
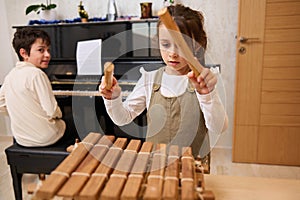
[164,0,175,6]
[25,0,57,20]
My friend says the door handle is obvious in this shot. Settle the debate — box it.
[239,36,260,43]
[238,47,246,54]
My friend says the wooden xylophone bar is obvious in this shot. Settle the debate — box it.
[34,132,101,199]
[33,132,214,200]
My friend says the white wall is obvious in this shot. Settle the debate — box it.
[0,0,238,148]
[0,0,14,83]
[0,0,13,136]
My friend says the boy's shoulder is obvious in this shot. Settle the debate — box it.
[17,62,44,72]
[11,62,48,80]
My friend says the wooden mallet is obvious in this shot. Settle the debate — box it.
[104,62,114,90]
[158,7,204,77]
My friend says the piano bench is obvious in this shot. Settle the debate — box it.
[5,142,69,200]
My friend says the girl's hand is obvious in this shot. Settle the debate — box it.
[187,68,217,95]
[99,76,121,100]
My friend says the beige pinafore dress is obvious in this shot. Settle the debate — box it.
[146,67,210,158]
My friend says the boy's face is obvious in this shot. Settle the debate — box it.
[158,24,189,75]
[22,38,51,69]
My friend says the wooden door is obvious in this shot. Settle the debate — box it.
[233,0,300,166]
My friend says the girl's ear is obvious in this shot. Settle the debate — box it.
[19,48,28,60]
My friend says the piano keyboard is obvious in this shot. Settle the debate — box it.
[53,90,131,97]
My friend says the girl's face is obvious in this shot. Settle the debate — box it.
[158,24,189,75]
[23,38,51,69]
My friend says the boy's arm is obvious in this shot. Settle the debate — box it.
[33,72,62,119]
[0,84,8,113]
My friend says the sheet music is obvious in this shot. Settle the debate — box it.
[76,39,102,75]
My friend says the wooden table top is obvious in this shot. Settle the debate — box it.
[204,174,300,200]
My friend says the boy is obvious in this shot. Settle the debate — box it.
[0,27,77,147]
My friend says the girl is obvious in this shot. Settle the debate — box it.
[99,4,228,159]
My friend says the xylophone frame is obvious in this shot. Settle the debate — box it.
[32,132,214,200]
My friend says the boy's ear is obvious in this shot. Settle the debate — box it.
[19,48,28,60]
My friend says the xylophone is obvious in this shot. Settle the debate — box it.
[33,132,214,200]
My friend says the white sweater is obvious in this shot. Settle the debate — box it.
[103,68,228,135]
[0,61,65,146]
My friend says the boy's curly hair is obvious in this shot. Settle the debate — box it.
[12,27,51,61]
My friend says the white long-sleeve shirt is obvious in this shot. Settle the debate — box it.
[103,68,228,135]
[0,61,65,146]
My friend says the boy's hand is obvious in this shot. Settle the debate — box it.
[99,76,121,100]
[187,68,217,95]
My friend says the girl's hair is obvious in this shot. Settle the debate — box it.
[157,4,207,64]
[12,27,51,61]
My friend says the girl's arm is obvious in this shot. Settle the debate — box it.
[197,90,228,134]
[188,69,228,134]
[100,73,148,126]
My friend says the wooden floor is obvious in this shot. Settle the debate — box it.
[1,135,300,200]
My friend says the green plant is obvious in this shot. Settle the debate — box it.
[25,0,57,15]
[164,0,175,3]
